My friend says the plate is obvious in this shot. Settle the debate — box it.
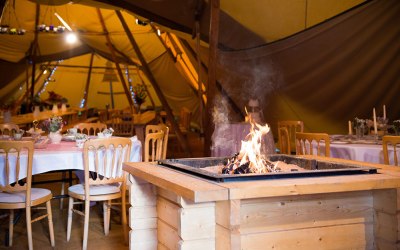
[62,134,76,142]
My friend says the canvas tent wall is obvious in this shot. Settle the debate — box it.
[0,0,201,128]
[1,0,399,143]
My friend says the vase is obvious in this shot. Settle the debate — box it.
[61,103,67,112]
[33,106,40,117]
[49,131,62,144]
[52,104,59,114]
[355,126,365,139]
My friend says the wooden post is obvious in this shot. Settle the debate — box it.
[116,10,191,156]
[97,9,136,113]
[136,69,156,109]
[205,0,220,156]
[180,38,245,120]
[83,52,94,109]
[29,3,40,109]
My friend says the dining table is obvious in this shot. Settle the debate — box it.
[0,135,142,186]
[315,134,398,164]
[0,109,79,130]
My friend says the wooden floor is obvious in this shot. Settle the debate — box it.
[0,131,205,250]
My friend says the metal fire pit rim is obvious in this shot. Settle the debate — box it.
[157,155,378,183]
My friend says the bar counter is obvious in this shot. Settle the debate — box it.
[123,156,400,249]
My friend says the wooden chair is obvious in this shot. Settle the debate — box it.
[146,124,169,159]
[278,120,304,153]
[74,122,107,135]
[109,113,135,137]
[0,141,55,250]
[0,123,20,135]
[382,135,400,166]
[67,137,131,250]
[278,127,291,154]
[144,131,164,162]
[295,132,330,157]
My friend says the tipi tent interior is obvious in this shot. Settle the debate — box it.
[0,0,399,154]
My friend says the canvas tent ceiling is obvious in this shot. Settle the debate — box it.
[0,0,201,127]
[1,0,399,142]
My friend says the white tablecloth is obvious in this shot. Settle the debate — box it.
[315,141,398,165]
[0,136,142,186]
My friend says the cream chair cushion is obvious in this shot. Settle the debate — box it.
[0,188,51,203]
[68,183,120,196]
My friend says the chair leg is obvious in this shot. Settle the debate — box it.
[8,209,14,247]
[46,200,55,247]
[83,200,90,250]
[67,197,74,241]
[26,207,33,250]
[103,200,111,236]
[60,172,66,209]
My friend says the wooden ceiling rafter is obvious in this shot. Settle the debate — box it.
[116,9,192,157]
[97,8,136,113]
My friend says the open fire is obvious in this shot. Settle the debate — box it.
[221,117,282,174]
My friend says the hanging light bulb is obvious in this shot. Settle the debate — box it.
[66,32,78,44]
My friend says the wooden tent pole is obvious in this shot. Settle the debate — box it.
[106,45,157,110]
[136,69,156,109]
[204,0,220,156]
[180,38,245,120]
[116,10,192,156]
[195,21,205,135]
[15,63,48,109]
[150,24,176,62]
[83,52,95,109]
[29,3,40,109]
[97,9,136,113]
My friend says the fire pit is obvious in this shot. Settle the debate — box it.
[158,155,377,182]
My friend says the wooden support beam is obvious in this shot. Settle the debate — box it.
[29,3,40,109]
[97,8,136,113]
[42,64,138,70]
[136,69,156,109]
[195,21,205,135]
[151,24,176,62]
[115,10,192,157]
[180,38,245,120]
[83,52,95,109]
[204,0,220,156]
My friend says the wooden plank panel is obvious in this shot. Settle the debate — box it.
[130,229,157,250]
[158,219,181,250]
[130,183,157,207]
[131,218,157,230]
[373,189,399,214]
[374,211,400,243]
[178,203,215,240]
[130,206,157,219]
[158,219,215,250]
[157,196,215,240]
[240,191,373,233]
[241,223,374,250]
[216,224,241,250]
[157,196,180,231]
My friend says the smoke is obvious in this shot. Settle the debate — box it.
[211,95,235,154]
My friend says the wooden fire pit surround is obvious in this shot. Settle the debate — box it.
[123,156,400,250]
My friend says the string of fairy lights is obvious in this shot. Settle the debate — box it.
[37,62,60,96]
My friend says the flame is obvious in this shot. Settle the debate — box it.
[237,117,272,173]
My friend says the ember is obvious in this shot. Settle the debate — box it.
[221,118,279,174]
